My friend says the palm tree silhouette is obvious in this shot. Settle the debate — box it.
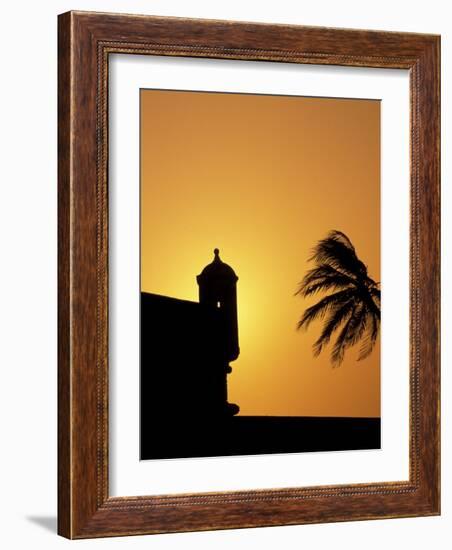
[295,230,380,366]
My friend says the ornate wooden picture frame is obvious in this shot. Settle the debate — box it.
[58,11,440,538]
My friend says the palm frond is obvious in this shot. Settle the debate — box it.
[296,288,354,331]
[369,286,381,305]
[295,264,357,297]
[329,230,355,251]
[365,290,381,320]
[331,302,368,365]
[313,299,356,356]
[309,230,368,280]
[357,309,380,360]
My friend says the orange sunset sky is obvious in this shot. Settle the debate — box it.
[140,89,380,418]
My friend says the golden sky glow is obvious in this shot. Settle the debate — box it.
[141,89,380,418]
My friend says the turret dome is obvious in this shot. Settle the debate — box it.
[197,249,238,283]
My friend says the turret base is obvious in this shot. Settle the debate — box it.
[226,402,240,416]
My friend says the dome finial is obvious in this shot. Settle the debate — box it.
[197,248,238,283]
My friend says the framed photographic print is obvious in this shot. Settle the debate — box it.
[138,89,382,461]
[58,11,440,538]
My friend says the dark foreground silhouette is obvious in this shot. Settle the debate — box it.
[141,414,381,460]
[140,290,380,460]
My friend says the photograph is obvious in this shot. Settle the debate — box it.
[139,89,381,459]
